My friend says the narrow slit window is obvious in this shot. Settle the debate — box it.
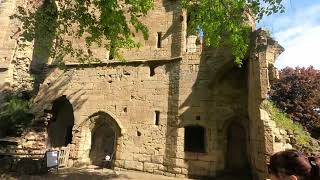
[150,65,155,77]
[157,32,162,48]
[109,54,114,60]
[109,45,115,60]
[155,111,160,125]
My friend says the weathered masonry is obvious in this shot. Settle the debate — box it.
[0,0,287,179]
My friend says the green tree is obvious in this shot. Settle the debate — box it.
[270,67,320,138]
[13,0,284,65]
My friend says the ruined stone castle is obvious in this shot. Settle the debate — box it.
[0,0,293,179]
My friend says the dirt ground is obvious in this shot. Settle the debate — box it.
[0,167,251,180]
[1,167,185,180]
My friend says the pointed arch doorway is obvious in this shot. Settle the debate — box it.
[87,112,121,166]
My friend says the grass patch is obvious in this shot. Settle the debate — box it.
[261,100,312,146]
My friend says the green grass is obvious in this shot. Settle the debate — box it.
[261,100,312,147]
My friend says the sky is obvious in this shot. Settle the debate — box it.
[258,0,320,69]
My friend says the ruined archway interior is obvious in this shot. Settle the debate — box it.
[48,96,75,148]
[226,121,251,177]
[89,114,118,166]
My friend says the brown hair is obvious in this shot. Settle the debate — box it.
[268,149,320,180]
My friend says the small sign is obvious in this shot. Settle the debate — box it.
[46,151,59,168]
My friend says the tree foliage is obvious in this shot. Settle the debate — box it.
[0,92,34,137]
[12,0,284,65]
[13,0,153,64]
[183,0,284,65]
[270,67,320,138]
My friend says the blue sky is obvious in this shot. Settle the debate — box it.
[258,0,320,69]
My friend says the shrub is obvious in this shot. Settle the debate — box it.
[0,94,34,137]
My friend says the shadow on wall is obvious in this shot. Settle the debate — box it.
[164,40,251,178]
[28,68,89,161]
[221,119,251,178]
[33,67,88,117]
[29,69,90,164]
[29,0,58,94]
[162,0,183,175]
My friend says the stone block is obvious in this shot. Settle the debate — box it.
[175,174,186,178]
[175,158,187,168]
[124,160,143,171]
[164,172,176,177]
[143,162,158,173]
[119,152,134,160]
[133,153,151,162]
[181,168,188,175]
[114,160,125,168]
[158,164,166,171]
[172,167,181,174]
[151,155,164,164]
[154,170,164,175]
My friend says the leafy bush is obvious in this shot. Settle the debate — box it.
[270,67,320,138]
[262,100,312,146]
[0,94,34,137]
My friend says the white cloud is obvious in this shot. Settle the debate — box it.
[275,26,320,69]
[259,3,320,69]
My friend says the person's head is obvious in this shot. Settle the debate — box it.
[268,149,320,180]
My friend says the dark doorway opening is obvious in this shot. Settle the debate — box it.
[89,118,117,166]
[48,96,75,147]
[226,122,251,176]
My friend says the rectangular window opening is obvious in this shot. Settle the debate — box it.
[184,126,205,153]
[157,32,162,48]
[155,111,160,126]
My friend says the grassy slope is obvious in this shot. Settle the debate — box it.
[261,100,312,147]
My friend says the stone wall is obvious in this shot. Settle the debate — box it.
[0,0,33,97]
[33,60,175,165]
[174,48,249,177]
[32,45,250,178]
[0,0,290,179]
[54,0,185,65]
[0,0,18,96]
[120,0,185,61]
[248,29,284,179]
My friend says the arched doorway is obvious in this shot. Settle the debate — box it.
[226,121,250,176]
[88,112,121,166]
[47,96,74,148]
